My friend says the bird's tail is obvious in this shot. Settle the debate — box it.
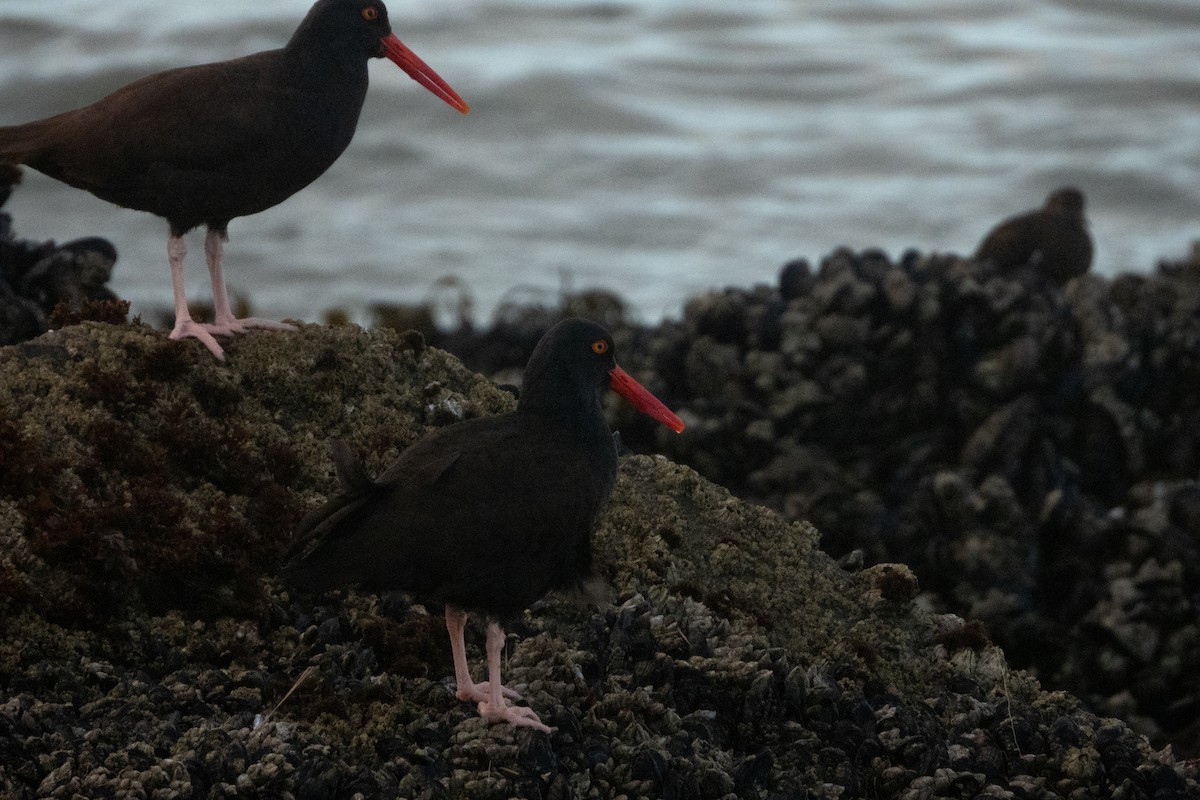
[0,122,38,166]
[279,440,378,591]
[0,162,22,206]
[0,162,23,184]
[328,439,373,494]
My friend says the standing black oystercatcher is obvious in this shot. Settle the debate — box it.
[0,0,469,360]
[282,319,685,732]
[974,187,1093,284]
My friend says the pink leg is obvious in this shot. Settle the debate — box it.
[202,228,296,336]
[166,232,227,361]
[477,621,554,733]
[205,229,235,328]
[444,607,521,704]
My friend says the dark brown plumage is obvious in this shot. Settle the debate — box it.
[974,187,1093,283]
[0,0,468,360]
[282,318,685,731]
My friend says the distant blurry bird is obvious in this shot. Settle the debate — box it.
[974,187,1093,283]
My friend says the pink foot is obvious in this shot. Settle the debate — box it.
[455,680,522,704]
[169,319,227,361]
[443,608,554,734]
[478,697,553,733]
[208,316,298,336]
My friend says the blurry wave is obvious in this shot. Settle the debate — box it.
[1,0,1197,324]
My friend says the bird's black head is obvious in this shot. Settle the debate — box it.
[290,0,393,58]
[1046,187,1086,217]
[289,0,469,112]
[519,319,684,434]
[520,319,617,408]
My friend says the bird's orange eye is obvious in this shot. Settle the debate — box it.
[591,340,609,355]
[362,6,380,21]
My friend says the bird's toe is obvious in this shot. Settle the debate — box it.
[217,316,298,334]
[478,700,553,733]
[169,320,227,361]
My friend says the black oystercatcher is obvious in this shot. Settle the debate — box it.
[974,187,1093,283]
[282,319,685,732]
[0,0,469,361]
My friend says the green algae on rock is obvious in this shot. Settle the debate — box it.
[0,321,1196,798]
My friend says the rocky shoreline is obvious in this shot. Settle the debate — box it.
[617,248,1200,762]
[0,309,1197,796]
[407,248,1200,764]
[4,168,1200,794]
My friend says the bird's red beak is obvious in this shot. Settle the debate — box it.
[609,366,686,433]
[381,33,470,114]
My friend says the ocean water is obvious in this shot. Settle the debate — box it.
[2,0,1198,324]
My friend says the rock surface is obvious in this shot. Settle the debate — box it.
[611,250,1200,760]
[368,247,1200,762]
[1,321,1196,798]
[1,165,124,346]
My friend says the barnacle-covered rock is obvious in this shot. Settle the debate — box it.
[598,249,1200,758]
[1,304,1198,796]
[1,174,123,346]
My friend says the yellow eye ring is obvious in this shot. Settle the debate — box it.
[362,6,380,21]
[591,340,609,355]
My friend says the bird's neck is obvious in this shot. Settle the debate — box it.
[283,18,372,88]
[518,380,610,440]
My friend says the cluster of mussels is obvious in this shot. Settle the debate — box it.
[615,249,1200,757]
[8,582,1194,800]
[1,298,1197,798]
[413,248,1200,759]
[0,165,125,346]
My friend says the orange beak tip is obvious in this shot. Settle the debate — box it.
[609,366,685,433]
[381,34,469,115]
